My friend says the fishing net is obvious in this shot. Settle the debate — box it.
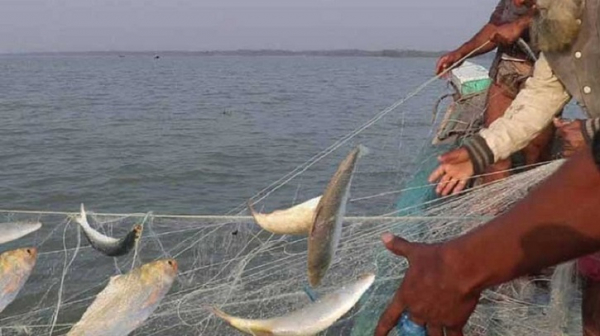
[0,56,584,336]
[0,158,581,336]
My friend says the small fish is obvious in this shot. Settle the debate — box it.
[308,145,368,287]
[67,259,178,336]
[0,247,37,313]
[75,204,142,257]
[0,221,42,244]
[248,196,322,235]
[212,273,375,336]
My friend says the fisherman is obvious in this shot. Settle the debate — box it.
[436,0,555,184]
[375,134,600,335]
[419,0,600,334]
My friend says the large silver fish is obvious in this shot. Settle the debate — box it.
[75,204,142,257]
[212,273,375,336]
[308,145,367,287]
[248,196,321,235]
[67,258,178,336]
[0,221,42,244]
[0,247,37,313]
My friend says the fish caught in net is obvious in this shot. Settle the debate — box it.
[0,158,582,336]
[0,59,584,335]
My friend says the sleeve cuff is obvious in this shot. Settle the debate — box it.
[582,118,600,144]
[463,135,495,176]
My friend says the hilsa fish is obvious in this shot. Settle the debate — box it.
[0,221,42,245]
[67,259,178,336]
[308,145,368,287]
[247,196,322,235]
[0,247,37,313]
[75,204,142,257]
[212,273,375,336]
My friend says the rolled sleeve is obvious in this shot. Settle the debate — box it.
[479,53,571,162]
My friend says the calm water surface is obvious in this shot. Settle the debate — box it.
[0,55,491,215]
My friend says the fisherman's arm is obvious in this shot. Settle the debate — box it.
[436,1,533,74]
[435,1,504,75]
[460,0,510,56]
[435,24,498,75]
[554,117,600,157]
[376,142,600,336]
[428,54,570,196]
[464,53,571,174]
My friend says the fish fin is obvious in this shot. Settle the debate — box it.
[141,287,162,309]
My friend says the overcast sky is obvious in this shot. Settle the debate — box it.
[0,0,497,53]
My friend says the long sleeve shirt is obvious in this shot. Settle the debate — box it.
[464,53,600,173]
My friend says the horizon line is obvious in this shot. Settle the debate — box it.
[0,48,459,57]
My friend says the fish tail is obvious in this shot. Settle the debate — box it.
[211,307,273,335]
[247,200,258,216]
[357,144,370,158]
[75,204,91,229]
[210,307,233,323]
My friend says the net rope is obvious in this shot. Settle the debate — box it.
[0,159,582,336]
[0,41,584,335]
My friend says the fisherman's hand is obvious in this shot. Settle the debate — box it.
[428,147,474,196]
[435,51,463,76]
[554,118,586,157]
[374,233,480,336]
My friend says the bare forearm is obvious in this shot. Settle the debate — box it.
[455,13,534,58]
[447,147,600,294]
[453,24,498,58]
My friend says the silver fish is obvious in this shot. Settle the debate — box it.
[212,273,375,336]
[75,204,142,257]
[0,221,42,245]
[0,247,37,313]
[308,145,368,287]
[248,196,322,235]
[67,258,178,336]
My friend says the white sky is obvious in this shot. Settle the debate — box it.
[0,0,497,52]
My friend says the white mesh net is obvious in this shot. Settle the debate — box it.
[0,158,583,336]
[0,51,585,335]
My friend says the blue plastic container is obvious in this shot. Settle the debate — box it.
[397,312,427,336]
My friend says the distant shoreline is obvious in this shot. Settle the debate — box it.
[0,49,494,58]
